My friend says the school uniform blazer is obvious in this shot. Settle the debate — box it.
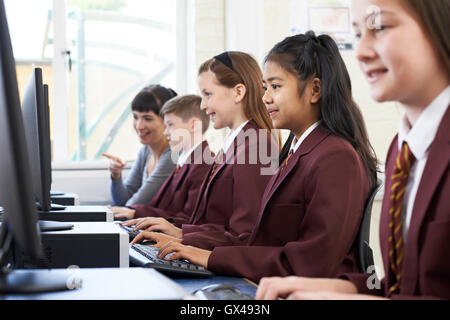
[207,125,370,283]
[129,141,214,227]
[181,121,279,250]
[343,105,450,300]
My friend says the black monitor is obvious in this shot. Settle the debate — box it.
[0,0,72,293]
[22,68,65,212]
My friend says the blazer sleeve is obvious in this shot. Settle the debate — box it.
[124,148,175,206]
[208,148,369,282]
[181,161,273,250]
[130,163,210,226]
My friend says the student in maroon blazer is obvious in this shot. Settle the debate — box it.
[131,51,279,250]
[255,0,450,300]
[147,33,378,283]
[111,95,214,227]
[129,140,213,226]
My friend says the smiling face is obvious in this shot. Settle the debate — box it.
[132,110,166,146]
[262,60,319,137]
[352,0,448,108]
[198,70,243,130]
[163,112,193,153]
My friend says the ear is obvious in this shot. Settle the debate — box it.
[190,118,202,133]
[234,83,247,104]
[310,78,321,104]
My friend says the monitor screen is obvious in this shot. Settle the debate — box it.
[0,0,72,293]
[0,0,42,261]
[22,67,53,212]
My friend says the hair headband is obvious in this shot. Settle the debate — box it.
[213,51,236,73]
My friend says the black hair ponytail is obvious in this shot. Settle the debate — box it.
[266,31,378,189]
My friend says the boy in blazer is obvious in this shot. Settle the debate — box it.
[115,95,214,227]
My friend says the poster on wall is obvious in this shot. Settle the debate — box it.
[290,0,354,50]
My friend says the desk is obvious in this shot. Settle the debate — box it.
[0,268,188,300]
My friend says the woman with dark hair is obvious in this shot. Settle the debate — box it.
[257,0,450,300]
[147,32,377,283]
[103,84,177,207]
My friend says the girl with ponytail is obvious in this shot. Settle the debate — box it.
[148,32,376,284]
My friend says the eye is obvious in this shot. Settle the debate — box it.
[262,85,267,91]
[271,84,280,90]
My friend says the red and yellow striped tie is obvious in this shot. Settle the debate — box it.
[280,150,293,171]
[387,141,416,296]
[207,149,224,185]
[172,164,181,178]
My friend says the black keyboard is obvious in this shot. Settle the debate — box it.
[130,243,213,277]
[118,224,143,240]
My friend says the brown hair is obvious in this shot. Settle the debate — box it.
[160,94,209,134]
[405,0,450,77]
[198,51,274,133]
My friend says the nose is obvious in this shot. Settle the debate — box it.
[163,126,170,138]
[262,88,272,105]
[355,32,377,63]
[200,97,208,111]
[134,118,145,130]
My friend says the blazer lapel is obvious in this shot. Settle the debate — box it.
[248,126,330,244]
[191,122,260,224]
[401,105,450,294]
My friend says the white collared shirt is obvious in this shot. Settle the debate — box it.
[221,120,249,153]
[177,141,204,167]
[398,86,450,241]
[289,121,322,153]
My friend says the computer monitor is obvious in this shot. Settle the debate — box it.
[22,68,65,212]
[0,0,71,292]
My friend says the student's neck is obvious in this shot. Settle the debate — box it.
[230,117,249,131]
[402,80,450,127]
[147,138,169,160]
[292,117,319,141]
[181,135,203,155]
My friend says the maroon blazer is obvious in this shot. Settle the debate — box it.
[344,105,450,300]
[181,121,279,250]
[129,141,214,227]
[208,125,371,283]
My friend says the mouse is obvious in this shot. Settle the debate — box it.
[194,283,254,300]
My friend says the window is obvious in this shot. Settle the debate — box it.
[6,0,179,163]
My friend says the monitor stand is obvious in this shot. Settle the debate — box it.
[0,269,76,293]
[36,202,67,212]
[0,225,77,293]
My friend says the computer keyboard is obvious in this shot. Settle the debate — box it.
[130,243,213,277]
[118,223,143,240]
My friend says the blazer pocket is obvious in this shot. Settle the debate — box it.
[266,203,305,244]
[419,220,450,292]
[207,178,234,223]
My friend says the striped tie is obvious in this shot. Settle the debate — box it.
[172,164,181,178]
[387,141,416,296]
[280,150,293,171]
[207,149,224,185]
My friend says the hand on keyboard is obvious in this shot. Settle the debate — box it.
[156,240,212,268]
[122,217,182,238]
[130,243,213,277]
[130,230,181,247]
